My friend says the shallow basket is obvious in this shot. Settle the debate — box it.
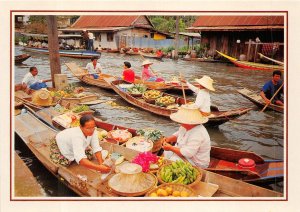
[145,183,196,197]
[151,137,164,153]
[156,163,202,187]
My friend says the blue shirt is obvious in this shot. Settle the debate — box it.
[262,80,283,101]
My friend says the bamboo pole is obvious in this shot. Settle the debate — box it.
[180,73,187,104]
[47,16,61,88]
[261,83,284,112]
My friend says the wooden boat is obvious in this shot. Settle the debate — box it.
[15,54,31,64]
[24,47,101,59]
[140,52,163,60]
[216,50,284,71]
[97,49,119,53]
[107,79,251,126]
[15,85,99,112]
[237,88,284,113]
[30,106,283,184]
[258,53,284,66]
[182,57,220,63]
[14,111,283,197]
[65,62,115,90]
[125,51,141,56]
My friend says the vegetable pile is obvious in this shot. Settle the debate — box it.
[127,84,147,95]
[137,128,163,143]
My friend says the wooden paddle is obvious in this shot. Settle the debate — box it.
[261,83,284,112]
[179,72,187,104]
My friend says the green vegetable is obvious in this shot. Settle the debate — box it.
[71,105,90,113]
[137,128,163,142]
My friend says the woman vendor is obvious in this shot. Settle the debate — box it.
[85,56,102,79]
[141,60,164,82]
[122,61,135,83]
[54,115,111,173]
[162,104,211,168]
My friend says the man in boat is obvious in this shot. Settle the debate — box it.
[55,114,111,173]
[122,61,135,83]
[181,75,215,116]
[87,30,94,51]
[162,104,211,168]
[81,30,89,50]
[85,56,102,79]
[260,70,284,106]
[141,60,164,82]
[21,66,51,93]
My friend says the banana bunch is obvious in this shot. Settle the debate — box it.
[143,90,162,99]
[155,96,175,107]
[159,160,198,185]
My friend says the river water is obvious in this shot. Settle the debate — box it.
[14,46,284,196]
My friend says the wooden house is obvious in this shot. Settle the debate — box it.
[187,15,284,62]
[61,15,170,50]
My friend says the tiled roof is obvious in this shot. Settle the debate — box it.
[72,16,140,28]
[192,16,284,27]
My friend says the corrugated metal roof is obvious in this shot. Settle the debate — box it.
[192,16,284,27]
[71,16,140,28]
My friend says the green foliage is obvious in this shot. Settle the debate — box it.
[149,16,196,33]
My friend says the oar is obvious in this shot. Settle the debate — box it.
[179,72,187,104]
[261,83,284,112]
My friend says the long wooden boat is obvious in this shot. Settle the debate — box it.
[140,52,163,60]
[24,47,101,59]
[258,53,284,66]
[125,51,141,56]
[237,88,284,113]
[107,79,251,126]
[182,57,220,63]
[97,49,119,53]
[15,54,31,64]
[30,106,283,185]
[66,62,174,91]
[216,50,284,71]
[14,111,283,197]
[65,62,115,90]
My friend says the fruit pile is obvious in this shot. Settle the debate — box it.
[155,96,175,107]
[142,90,162,100]
[159,160,199,185]
[127,84,147,95]
[149,186,190,197]
[71,105,90,113]
[50,85,85,98]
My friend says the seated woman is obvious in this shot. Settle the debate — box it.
[122,61,135,83]
[162,104,211,168]
[85,56,102,79]
[54,115,111,173]
[141,60,164,82]
[22,66,51,93]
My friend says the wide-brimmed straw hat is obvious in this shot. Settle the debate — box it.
[195,75,215,91]
[141,60,153,66]
[170,104,208,125]
[31,89,53,106]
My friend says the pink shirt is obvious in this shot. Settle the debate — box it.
[142,67,154,81]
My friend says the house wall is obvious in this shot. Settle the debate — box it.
[200,30,284,61]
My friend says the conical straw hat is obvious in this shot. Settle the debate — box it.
[31,89,53,106]
[195,75,215,91]
[170,104,208,125]
[141,60,153,66]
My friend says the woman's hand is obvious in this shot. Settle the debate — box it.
[162,141,172,151]
[98,164,111,173]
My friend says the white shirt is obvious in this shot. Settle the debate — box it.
[165,125,211,168]
[22,72,42,86]
[186,81,211,113]
[56,127,102,164]
[85,62,102,74]
[88,32,94,39]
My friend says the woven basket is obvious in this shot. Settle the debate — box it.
[156,163,202,187]
[151,137,164,153]
[107,172,158,197]
[145,183,196,197]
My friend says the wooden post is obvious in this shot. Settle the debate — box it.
[254,42,258,63]
[191,37,194,50]
[47,15,61,88]
[246,39,252,62]
[187,36,190,50]
[173,16,179,60]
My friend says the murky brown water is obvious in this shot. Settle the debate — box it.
[14,46,284,195]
